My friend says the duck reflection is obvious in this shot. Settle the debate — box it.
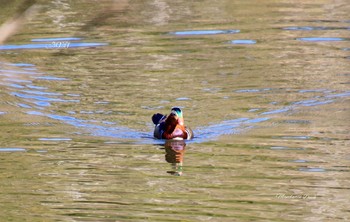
[164,139,186,176]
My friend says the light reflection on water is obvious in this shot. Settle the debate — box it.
[297,37,348,42]
[283,26,350,31]
[0,37,108,50]
[1,0,350,221]
[230,40,257,45]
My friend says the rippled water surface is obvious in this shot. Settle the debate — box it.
[1,0,349,221]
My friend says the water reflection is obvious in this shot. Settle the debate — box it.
[0,148,26,152]
[230,39,257,45]
[163,140,186,176]
[296,37,347,42]
[0,42,108,50]
[283,26,349,31]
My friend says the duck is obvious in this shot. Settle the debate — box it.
[152,107,194,140]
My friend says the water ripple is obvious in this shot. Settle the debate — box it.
[193,117,270,142]
[21,90,62,96]
[170,29,240,36]
[4,60,350,144]
[326,91,350,98]
[283,26,349,31]
[297,37,347,42]
[175,97,191,101]
[0,42,108,50]
[26,111,148,141]
[270,146,304,150]
[235,88,271,93]
[299,167,326,172]
[0,69,40,75]
[26,84,47,90]
[18,103,32,108]
[7,83,25,89]
[261,108,291,115]
[293,100,334,107]
[230,40,257,45]
[0,148,26,152]
[35,76,68,81]
[11,92,79,105]
[38,138,72,141]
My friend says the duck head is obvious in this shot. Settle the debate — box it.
[163,107,188,139]
[170,107,184,126]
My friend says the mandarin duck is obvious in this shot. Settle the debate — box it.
[152,107,194,140]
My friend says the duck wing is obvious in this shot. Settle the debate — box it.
[152,113,166,125]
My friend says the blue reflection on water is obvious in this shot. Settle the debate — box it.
[284,26,348,31]
[0,42,108,50]
[176,97,191,101]
[21,90,62,96]
[245,117,270,124]
[38,138,72,141]
[235,88,271,93]
[261,108,291,115]
[1,63,36,67]
[291,159,308,163]
[293,100,334,107]
[8,83,25,89]
[35,76,68,81]
[26,85,47,90]
[18,103,32,108]
[299,89,327,93]
[12,92,79,103]
[34,101,51,107]
[299,167,326,172]
[230,40,257,44]
[326,91,350,98]
[0,148,26,152]
[0,69,40,75]
[297,37,347,42]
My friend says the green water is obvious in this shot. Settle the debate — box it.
[0,0,349,221]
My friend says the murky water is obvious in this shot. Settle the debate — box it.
[1,0,349,221]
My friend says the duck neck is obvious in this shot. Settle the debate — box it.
[164,115,178,134]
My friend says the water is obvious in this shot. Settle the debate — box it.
[1,0,349,221]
